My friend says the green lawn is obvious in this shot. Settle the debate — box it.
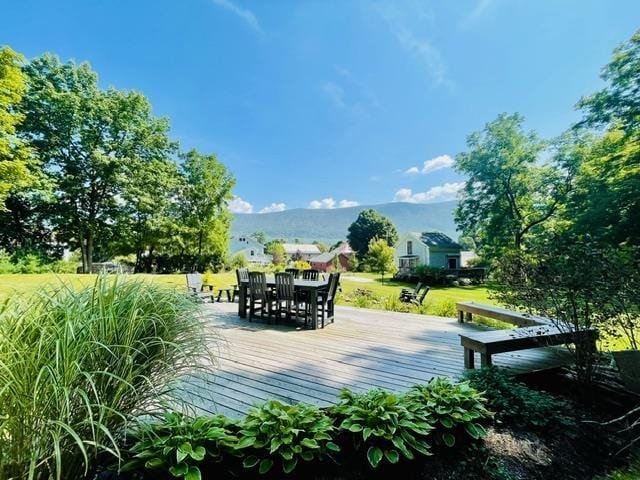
[0,272,491,321]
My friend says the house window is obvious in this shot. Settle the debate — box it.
[250,250,255,256]
[447,257,457,269]
[407,241,413,255]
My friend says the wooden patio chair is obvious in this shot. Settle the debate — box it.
[233,268,250,303]
[285,268,300,279]
[248,271,275,323]
[315,272,340,328]
[400,282,423,302]
[185,273,214,302]
[411,286,430,306]
[274,272,304,322]
[302,269,319,281]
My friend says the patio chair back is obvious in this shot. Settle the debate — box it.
[285,268,299,279]
[186,273,203,292]
[236,268,249,283]
[415,286,430,305]
[302,269,319,281]
[275,272,296,301]
[248,271,268,301]
[326,272,340,302]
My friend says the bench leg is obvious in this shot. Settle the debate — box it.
[480,353,492,367]
[465,312,473,323]
[458,310,464,323]
[464,348,475,369]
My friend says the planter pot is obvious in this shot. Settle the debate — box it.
[613,350,640,393]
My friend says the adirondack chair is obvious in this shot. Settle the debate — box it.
[400,282,422,302]
[185,273,214,302]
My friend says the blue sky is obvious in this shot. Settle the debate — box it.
[4,1,639,213]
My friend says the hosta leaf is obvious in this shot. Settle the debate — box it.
[363,427,373,441]
[300,438,320,449]
[144,458,164,469]
[348,423,363,432]
[442,432,456,447]
[243,455,260,468]
[169,463,188,477]
[259,458,274,474]
[190,446,206,461]
[300,451,314,461]
[283,457,298,474]
[326,442,341,452]
[367,446,383,468]
[440,417,454,429]
[185,466,201,480]
[384,449,400,464]
[270,438,282,454]
[464,423,480,439]
[236,436,256,449]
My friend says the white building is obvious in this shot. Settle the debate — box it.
[394,232,462,275]
[282,243,321,261]
[229,236,272,265]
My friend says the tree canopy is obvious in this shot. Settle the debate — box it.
[347,209,398,259]
[365,237,397,283]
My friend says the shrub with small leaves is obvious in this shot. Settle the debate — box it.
[124,412,238,480]
[464,366,574,432]
[237,400,339,475]
[407,378,491,448]
[332,388,433,468]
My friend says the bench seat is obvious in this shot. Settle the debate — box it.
[456,301,552,327]
[460,325,598,369]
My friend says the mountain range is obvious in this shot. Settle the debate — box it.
[231,201,458,244]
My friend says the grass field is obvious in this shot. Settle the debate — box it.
[0,271,492,321]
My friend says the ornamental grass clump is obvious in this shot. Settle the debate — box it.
[0,275,214,480]
[237,400,340,475]
[332,388,432,468]
[406,378,491,448]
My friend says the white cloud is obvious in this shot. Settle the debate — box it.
[321,82,346,109]
[308,198,337,209]
[338,200,359,208]
[228,196,253,214]
[210,0,262,32]
[259,202,286,214]
[376,4,450,87]
[461,0,498,28]
[393,182,464,203]
[405,154,455,176]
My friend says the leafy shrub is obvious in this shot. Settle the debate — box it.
[125,412,238,480]
[464,367,574,431]
[48,258,80,273]
[0,275,214,480]
[291,260,312,271]
[406,378,491,448]
[428,299,457,318]
[237,400,339,474]
[383,295,412,313]
[0,249,14,273]
[332,389,432,468]
[13,253,42,273]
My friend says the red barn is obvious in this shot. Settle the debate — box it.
[309,243,354,272]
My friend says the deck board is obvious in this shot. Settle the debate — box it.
[179,303,571,417]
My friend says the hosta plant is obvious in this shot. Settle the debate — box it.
[407,378,491,448]
[332,388,433,468]
[124,412,238,480]
[237,400,339,475]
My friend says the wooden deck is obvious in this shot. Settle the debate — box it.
[179,303,571,418]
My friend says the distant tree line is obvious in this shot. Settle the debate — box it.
[0,47,234,273]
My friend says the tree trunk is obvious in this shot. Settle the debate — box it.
[86,232,93,273]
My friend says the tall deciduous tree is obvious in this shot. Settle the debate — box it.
[0,47,36,207]
[455,113,571,260]
[178,150,235,271]
[20,54,176,272]
[365,237,397,283]
[347,209,398,259]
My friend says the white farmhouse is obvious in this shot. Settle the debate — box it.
[394,232,462,275]
[229,235,273,265]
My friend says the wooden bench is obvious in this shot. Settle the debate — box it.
[460,325,598,369]
[456,301,552,327]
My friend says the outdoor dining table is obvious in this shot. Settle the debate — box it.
[237,276,330,329]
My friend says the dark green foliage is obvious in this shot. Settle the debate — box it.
[464,367,574,432]
[237,400,339,475]
[124,412,238,480]
[347,209,399,259]
[407,378,491,448]
[332,388,432,468]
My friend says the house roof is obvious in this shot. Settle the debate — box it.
[310,243,354,264]
[229,235,264,254]
[418,232,461,249]
[282,243,321,255]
